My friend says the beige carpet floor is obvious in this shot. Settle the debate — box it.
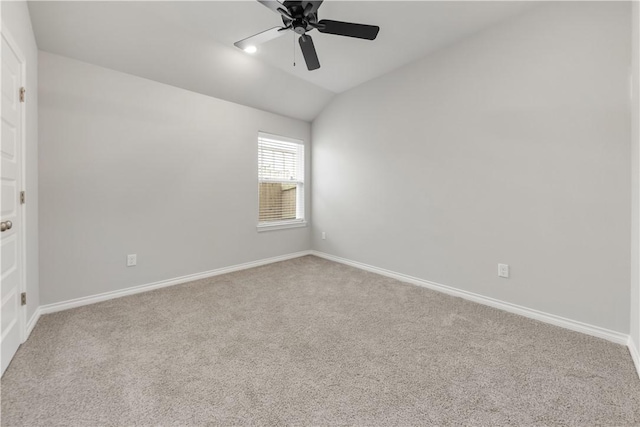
[1,255,639,426]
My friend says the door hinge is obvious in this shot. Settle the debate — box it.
[21,292,26,306]
[20,191,25,205]
[19,87,25,103]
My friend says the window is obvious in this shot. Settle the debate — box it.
[257,132,305,231]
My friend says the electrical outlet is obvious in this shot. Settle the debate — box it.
[127,254,137,267]
[322,232,326,240]
[498,263,509,278]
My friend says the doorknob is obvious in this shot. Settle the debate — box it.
[1,221,12,232]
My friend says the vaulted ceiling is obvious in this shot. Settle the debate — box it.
[28,1,535,121]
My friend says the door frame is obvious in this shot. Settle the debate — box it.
[1,24,28,344]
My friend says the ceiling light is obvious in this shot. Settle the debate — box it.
[243,45,257,54]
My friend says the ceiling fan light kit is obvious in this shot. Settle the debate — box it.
[234,0,380,71]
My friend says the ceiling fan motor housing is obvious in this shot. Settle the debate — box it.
[282,1,317,34]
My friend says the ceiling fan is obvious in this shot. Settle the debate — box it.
[234,0,380,71]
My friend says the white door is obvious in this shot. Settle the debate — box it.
[1,31,25,376]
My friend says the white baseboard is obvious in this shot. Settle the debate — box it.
[38,250,312,316]
[24,307,41,341]
[24,248,638,378]
[629,336,640,379]
[310,250,630,346]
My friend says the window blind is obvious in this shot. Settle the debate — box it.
[258,133,305,225]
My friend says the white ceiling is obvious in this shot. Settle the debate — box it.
[28,1,535,121]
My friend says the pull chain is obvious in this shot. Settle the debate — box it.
[293,33,296,67]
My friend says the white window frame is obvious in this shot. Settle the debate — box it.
[257,132,306,232]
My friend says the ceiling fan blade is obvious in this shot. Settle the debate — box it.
[234,27,288,50]
[298,35,320,71]
[257,0,293,20]
[302,1,323,16]
[257,0,284,15]
[317,20,380,40]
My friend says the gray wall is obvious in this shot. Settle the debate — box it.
[38,52,311,305]
[631,0,640,363]
[312,2,631,333]
[2,1,39,323]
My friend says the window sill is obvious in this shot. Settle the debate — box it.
[257,220,307,232]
